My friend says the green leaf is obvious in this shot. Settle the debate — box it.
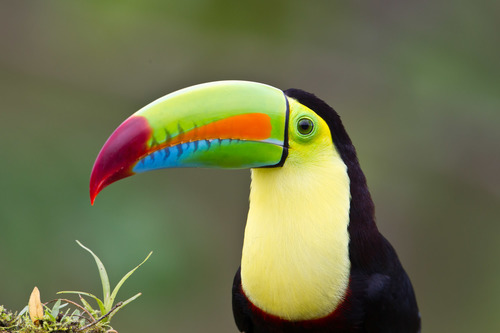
[108,251,152,310]
[51,299,61,319]
[61,308,71,321]
[71,309,80,320]
[43,304,56,322]
[75,240,111,311]
[109,292,141,320]
[78,294,98,317]
[57,291,106,316]
[16,305,28,320]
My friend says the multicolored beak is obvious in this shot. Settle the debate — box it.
[90,81,289,204]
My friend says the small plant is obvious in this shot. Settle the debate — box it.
[59,241,152,325]
[0,241,152,333]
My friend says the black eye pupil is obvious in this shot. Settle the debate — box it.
[298,118,313,135]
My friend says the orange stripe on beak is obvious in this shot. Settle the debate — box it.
[153,113,272,151]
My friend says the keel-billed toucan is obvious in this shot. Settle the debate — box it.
[89,81,420,332]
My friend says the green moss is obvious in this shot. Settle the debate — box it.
[0,301,113,333]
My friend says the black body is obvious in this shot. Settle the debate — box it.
[232,89,420,333]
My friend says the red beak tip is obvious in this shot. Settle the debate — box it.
[89,178,103,206]
[87,115,151,206]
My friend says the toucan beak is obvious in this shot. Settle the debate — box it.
[90,81,289,204]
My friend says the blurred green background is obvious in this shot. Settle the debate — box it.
[1,1,498,332]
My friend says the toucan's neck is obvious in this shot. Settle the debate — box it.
[283,89,379,270]
[240,152,351,321]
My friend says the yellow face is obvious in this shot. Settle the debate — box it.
[286,98,342,169]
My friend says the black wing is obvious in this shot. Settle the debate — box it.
[351,234,421,333]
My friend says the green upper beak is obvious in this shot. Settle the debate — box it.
[89,81,289,204]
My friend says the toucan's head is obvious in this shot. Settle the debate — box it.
[90,81,347,204]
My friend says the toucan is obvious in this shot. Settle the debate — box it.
[89,81,420,333]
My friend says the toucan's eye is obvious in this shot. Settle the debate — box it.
[297,118,314,135]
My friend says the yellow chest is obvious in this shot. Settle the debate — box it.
[240,156,351,321]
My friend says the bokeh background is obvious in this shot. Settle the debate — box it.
[1,1,498,332]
